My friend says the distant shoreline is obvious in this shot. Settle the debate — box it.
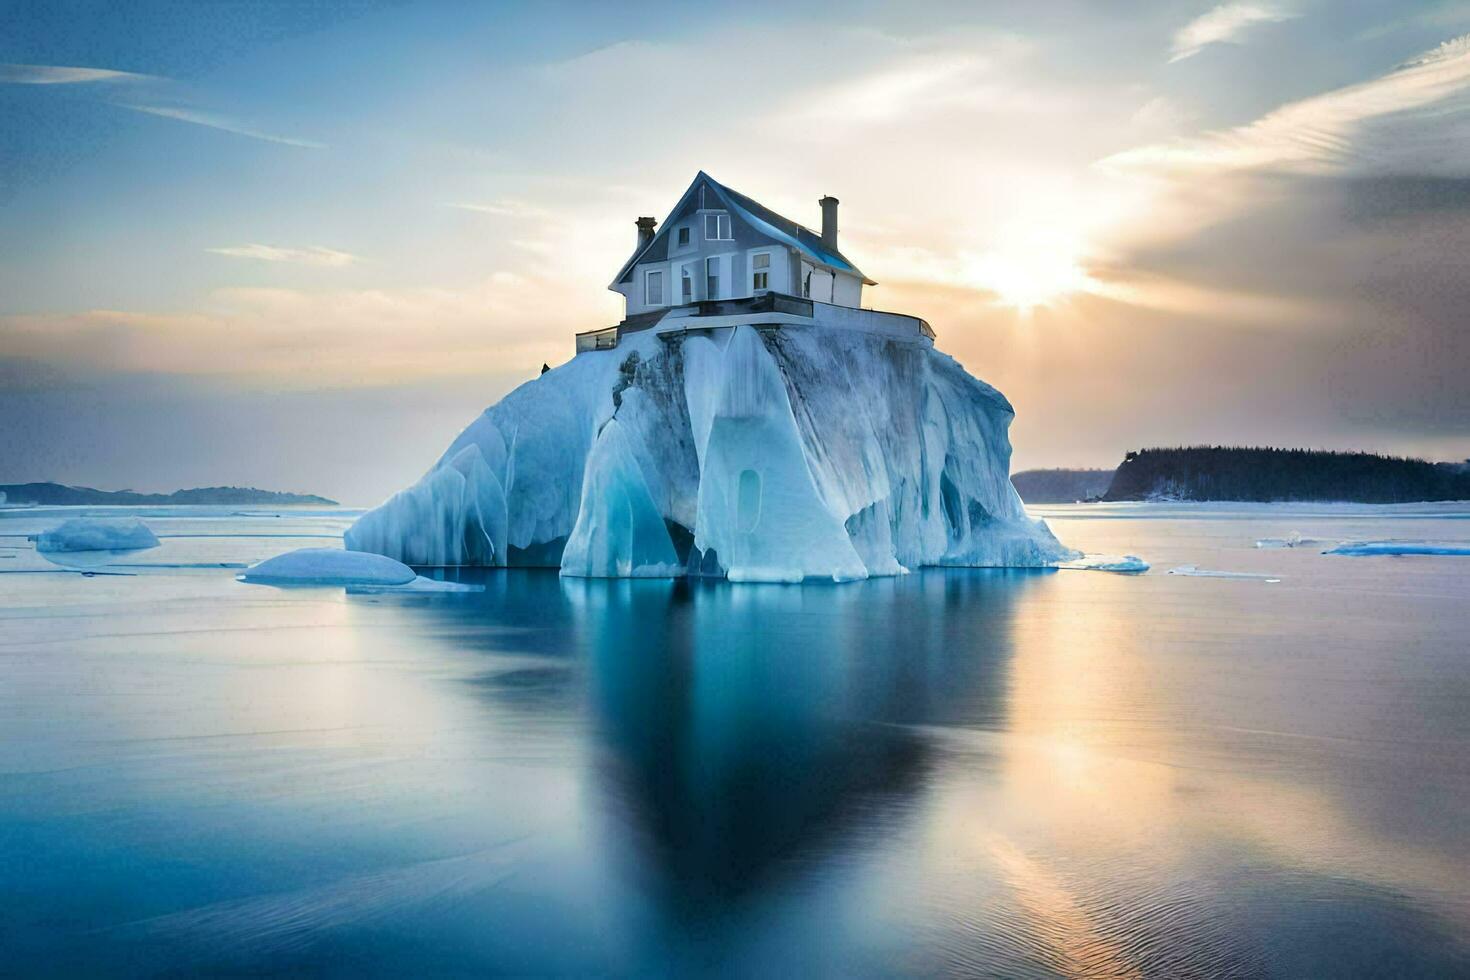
[1015,447,1470,505]
[0,482,338,507]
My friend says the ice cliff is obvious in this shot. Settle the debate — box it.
[346,325,1075,581]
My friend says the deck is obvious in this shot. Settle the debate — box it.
[575,293,934,353]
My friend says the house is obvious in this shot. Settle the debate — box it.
[577,172,933,353]
[610,171,874,315]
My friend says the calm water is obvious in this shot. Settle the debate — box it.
[1,503,1468,977]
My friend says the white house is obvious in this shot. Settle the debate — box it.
[577,172,932,353]
[610,172,875,316]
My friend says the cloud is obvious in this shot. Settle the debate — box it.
[1169,3,1297,63]
[1103,35,1470,177]
[118,103,325,149]
[0,272,607,385]
[0,63,159,84]
[206,244,360,267]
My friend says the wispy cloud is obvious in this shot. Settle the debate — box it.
[0,63,160,84]
[1104,35,1470,175]
[206,244,359,267]
[121,104,326,149]
[1170,3,1296,63]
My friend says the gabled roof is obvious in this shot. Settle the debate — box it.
[610,171,876,288]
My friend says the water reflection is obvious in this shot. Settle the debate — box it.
[563,574,1044,916]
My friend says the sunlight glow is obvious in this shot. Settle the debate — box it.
[963,240,1095,312]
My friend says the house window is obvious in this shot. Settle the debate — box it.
[706,257,720,299]
[752,252,770,291]
[681,267,692,303]
[645,270,663,306]
[677,227,690,246]
[704,213,731,241]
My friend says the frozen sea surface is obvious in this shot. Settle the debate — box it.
[1,502,1468,976]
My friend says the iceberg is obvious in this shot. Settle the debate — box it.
[1059,554,1151,573]
[347,324,1076,581]
[240,547,484,591]
[240,547,417,586]
[32,517,160,553]
[1325,540,1470,557]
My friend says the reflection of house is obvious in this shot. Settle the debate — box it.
[577,172,933,353]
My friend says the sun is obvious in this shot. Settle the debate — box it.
[965,244,1094,313]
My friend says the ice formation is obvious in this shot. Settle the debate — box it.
[240,548,417,586]
[347,324,1076,581]
[32,517,159,553]
[1167,564,1280,581]
[1325,540,1470,557]
[240,547,483,591]
[1059,554,1150,573]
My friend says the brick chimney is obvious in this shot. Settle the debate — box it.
[635,216,657,249]
[819,196,839,252]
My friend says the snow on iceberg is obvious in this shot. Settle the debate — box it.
[32,517,159,553]
[1325,540,1470,557]
[347,324,1076,581]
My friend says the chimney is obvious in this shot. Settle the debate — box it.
[635,216,657,249]
[819,196,839,251]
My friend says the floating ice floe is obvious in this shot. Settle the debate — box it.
[1058,554,1150,573]
[1167,564,1280,582]
[1325,541,1470,557]
[238,547,481,591]
[31,517,160,553]
[346,325,1079,582]
[1255,531,1331,549]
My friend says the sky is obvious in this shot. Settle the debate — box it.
[2,0,1469,505]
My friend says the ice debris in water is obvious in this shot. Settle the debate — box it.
[1325,541,1470,557]
[1256,531,1330,549]
[32,517,159,553]
[1059,554,1150,573]
[1168,564,1280,582]
[346,324,1080,582]
[238,547,480,591]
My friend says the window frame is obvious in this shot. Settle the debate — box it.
[644,269,663,306]
[677,226,690,247]
[706,256,720,300]
[704,212,732,241]
[751,250,771,292]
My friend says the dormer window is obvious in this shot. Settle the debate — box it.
[677,227,690,246]
[704,213,731,241]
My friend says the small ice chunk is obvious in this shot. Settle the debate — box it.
[1168,564,1280,581]
[1326,541,1470,557]
[32,517,160,553]
[240,548,417,586]
[1256,531,1329,549]
[1059,554,1150,573]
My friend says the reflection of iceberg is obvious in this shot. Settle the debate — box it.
[348,325,1075,581]
[565,570,1042,902]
